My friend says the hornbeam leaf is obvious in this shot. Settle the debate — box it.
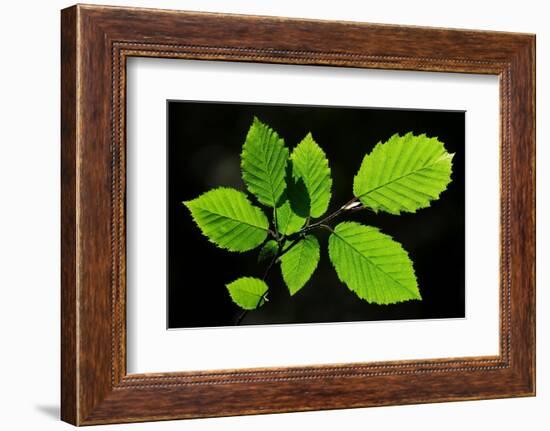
[328,222,420,304]
[353,133,453,215]
[284,162,310,218]
[226,277,269,310]
[280,235,320,295]
[241,117,289,207]
[275,162,309,236]
[184,187,269,252]
[290,133,332,218]
[258,240,278,263]
[276,200,306,236]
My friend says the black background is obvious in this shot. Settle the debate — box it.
[167,101,465,328]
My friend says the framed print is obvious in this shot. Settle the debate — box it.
[61,4,535,425]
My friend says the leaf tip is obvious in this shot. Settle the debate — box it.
[182,198,195,211]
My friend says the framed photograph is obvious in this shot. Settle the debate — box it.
[61,4,535,425]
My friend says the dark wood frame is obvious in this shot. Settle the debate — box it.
[61,4,536,426]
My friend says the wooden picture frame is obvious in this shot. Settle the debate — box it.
[61,4,535,425]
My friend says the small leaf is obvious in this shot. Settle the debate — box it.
[290,133,332,218]
[280,235,320,295]
[276,200,306,236]
[241,117,289,207]
[226,277,269,310]
[258,240,278,263]
[184,187,269,252]
[353,133,453,214]
[328,222,420,305]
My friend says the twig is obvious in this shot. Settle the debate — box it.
[296,197,361,236]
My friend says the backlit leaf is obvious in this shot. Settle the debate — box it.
[226,277,269,310]
[275,161,309,236]
[184,187,269,252]
[280,235,320,295]
[353,133,453,214]
[276,200,306,236]
[241,117,288,207]
[284,161,310,218]
[290,133,332,218]
[328,222,420,304]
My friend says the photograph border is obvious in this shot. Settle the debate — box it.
[61,4,535,425]
[165,99,467,329]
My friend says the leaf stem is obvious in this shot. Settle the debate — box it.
[319,224,334,233]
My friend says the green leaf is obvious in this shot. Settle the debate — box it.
[280,235,320,295]
[284,162,310,218]
[226,277,269,310]
[184,187,269,252]
[241,117,289,207]
[290,133,332,218]
[258,240,278,263]
[275,161,309,236]
[353,133,453,215]
[328,222,420,305]
[276,200,306,235]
